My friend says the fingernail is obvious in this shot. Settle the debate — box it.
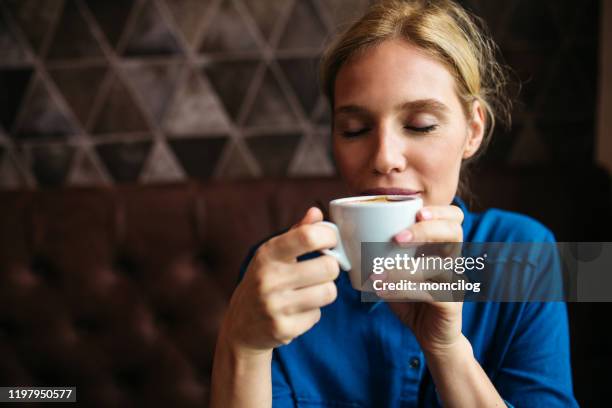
[395,230,413,243]
[420,208,432,220]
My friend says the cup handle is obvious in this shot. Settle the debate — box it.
[319,221,351,271]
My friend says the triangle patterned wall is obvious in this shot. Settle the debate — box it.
[0,0,601,189]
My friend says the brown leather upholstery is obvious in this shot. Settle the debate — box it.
[0,168,610,407]
[0,178,350,407]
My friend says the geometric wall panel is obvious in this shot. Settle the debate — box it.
[163,0,214,48]
[122,0,183,57]
[315,0,371,32]
[163,70,230,136]
[84,0,136,49]
[278,58,320,116]
[0,0,601,189]
[140,140,184,183]
[0,148,26,188]
[290,135,335,176]
[0,10,30,65]
[244,69,297,127]
[5,0,64,55]
[215,141,256,179]
[14,76,78,140]
[277,0,327,50]
[203,59,260,121]
[313,99,331,125]
[199,0,259,53]
[45,0,104,60]
[245,133,301,176]
[122,62,183,125]
[95,140,153,182]
[48,65,107,127]
[92,73,150,135]
[67,147,107,186]
[30,143,76,187]
[0,68,33,131]
[241,0,288,43]
[168,136,228,179]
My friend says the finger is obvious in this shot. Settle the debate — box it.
[369,268,431,300]
[375,265,453,289]
[375,277,460,302]
[402,220,463,243]
[375,286,435,302]
[265,223,338,261]
[416,205,464,223]
[282,255,340,289]
[291,207,324,229]
[287,309,322,335]
[273,309,322,344]
[279,281,338,314]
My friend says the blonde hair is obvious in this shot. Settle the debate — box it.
[320,0,513,196]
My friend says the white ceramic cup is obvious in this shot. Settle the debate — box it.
[321,195,423,290]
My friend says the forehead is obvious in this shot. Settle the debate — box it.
[334,39,459,110]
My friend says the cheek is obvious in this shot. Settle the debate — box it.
[414,135,464,189]
[423,144,462,177]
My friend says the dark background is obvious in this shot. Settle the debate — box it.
[0,0,610,406]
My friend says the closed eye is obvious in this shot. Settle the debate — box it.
[342,128,371,138]
[342,125,437,138]
[405,125,437,133]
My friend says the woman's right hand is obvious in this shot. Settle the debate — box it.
[219,207,340,355]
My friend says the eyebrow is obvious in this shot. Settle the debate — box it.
[334,98,450,117]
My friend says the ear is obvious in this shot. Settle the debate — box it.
[463,99,485,159]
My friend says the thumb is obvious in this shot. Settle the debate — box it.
[291,207,324,229]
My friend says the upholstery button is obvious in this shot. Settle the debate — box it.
[114,366,145,389]
[74,316,103,333]
[0,319,21,337]
[113,253,139,279]
[30,256,60,283]
[409,357,420,369]
[155,309,179,332]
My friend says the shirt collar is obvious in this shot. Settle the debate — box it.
[452,195,473,242]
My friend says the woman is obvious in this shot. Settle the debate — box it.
[210,0,577,406]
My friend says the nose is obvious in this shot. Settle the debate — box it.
[372,127,406,175]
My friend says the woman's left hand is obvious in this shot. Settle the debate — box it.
[381,204,465,355]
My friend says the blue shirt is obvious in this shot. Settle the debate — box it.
[239,197,578,407]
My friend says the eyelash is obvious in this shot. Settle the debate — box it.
[342,125,438,138]
[406,125,438,134]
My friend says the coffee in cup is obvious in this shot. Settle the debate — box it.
[346,196,417,204]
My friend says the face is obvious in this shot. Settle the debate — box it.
[332,39,485,206]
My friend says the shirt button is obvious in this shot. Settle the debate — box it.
[409,357,420,369]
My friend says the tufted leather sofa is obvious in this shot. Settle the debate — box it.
[0,168,610,407]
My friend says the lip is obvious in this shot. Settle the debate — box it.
[359,188,421,196]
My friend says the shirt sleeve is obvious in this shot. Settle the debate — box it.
[493,301,578,407]
[272,349,297,407]
[493,225,577,406]
[237,230,290,284]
